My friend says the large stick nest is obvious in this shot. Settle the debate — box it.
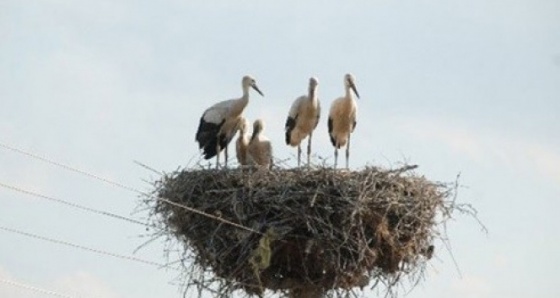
[146,165,458,297]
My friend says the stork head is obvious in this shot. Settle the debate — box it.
[253,119,265,134]
[308,76,319,98]
[309,77,319,88]
[344,73,360,99]
[238,117,250,134]
[242,75,264,96]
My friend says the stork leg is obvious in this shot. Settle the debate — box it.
[215,151,220,169]
[334,147,338,169]
[215,140,221,169]
[307,132,312,167]
[345,134,351,169]
[297,145,302,167]
[224,145,229,168]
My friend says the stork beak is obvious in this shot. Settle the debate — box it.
[350,83,360,99]
[252,84,264,96]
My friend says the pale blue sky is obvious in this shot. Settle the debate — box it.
[1,1,559,297]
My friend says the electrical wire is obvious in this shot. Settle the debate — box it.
[0,141,261,235]
[0,181,155,229]
[0,142,140,194]
[0,278,76,298]
[0,225,170,268]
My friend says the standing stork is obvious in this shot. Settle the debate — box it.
[285,77,321,167]
[247,119,273,169]
[195,75,264,168]
[328,73,360,169]
[235,118,250,166]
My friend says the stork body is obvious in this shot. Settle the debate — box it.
[248,119,273,169]
[235,118,250,166]
[195,76,263,168]
[328,74,360,169]
[285,77,321,167]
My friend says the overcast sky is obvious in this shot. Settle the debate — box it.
[1,0,559,297]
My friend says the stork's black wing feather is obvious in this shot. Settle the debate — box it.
[285,116,297,145]
[328,117,336,147]
[195,117,225,159]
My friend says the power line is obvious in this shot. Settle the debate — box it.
[0,141,262,235]
[0,142,141,194]
[0,181,155,229]
[0,278,76,298]
[0,225,169,268]
[133,160,163,175]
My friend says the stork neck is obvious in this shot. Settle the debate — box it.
[251,124,262,141]
[250,130,259,141]
[232,95,249,116]
[345,87,355,101]
[242,85,251,97]
[308,87,318,104]
[240,87,250,104]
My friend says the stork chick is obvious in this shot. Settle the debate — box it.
[195,75,264,168]
[328,73,360,169]
[235,118,250,166]
[248,119,273,169]
[285,77,321,167]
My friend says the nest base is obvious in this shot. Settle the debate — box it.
[148,165,452,297]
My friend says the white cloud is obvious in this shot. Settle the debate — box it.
[400,120,485,161]
[52,272,121,298]
[0,281,36,298]
[449,274,493,298]
[0,274,54,298]
[0,266,120,298]
[399,117,560,183]
[494,254,508,268]
[0,266,34,298]
[525,144,560,184]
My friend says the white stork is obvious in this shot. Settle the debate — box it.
[195,75,264,168]
[247,119,273,169]
[235,117,250,166]
[285,77,321,167]
[328,73,360,169]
